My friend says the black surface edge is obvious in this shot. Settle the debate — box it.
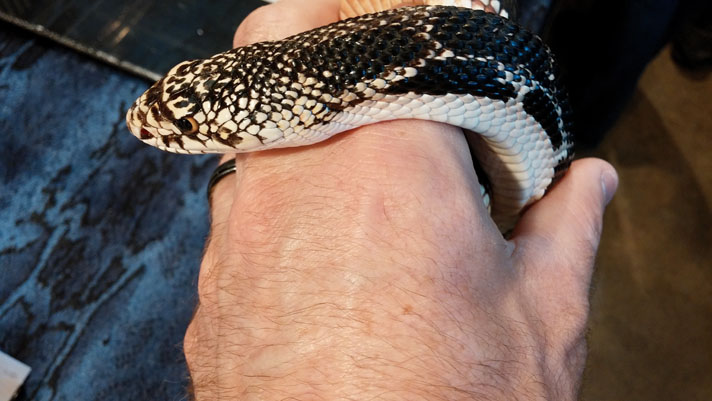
[0,10,160,82]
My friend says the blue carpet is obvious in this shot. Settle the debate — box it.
[0,24,214,400]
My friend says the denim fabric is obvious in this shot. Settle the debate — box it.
[0,25,214,400]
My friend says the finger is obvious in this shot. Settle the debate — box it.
[511,158,618,289]
[233,0,341,48]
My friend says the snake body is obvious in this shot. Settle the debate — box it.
[126,6,574,230]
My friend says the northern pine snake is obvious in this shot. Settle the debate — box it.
[126,3,574,231]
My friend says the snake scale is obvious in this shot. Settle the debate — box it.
[126,3,574,231]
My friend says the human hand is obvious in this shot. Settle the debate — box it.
[183,1,619,399]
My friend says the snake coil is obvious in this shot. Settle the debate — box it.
[127,6,574,231]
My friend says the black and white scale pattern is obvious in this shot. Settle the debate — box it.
[127,6,574,230]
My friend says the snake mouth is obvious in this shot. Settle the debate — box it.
[126,89,188,150]
[127,103,177,149]
[138,135,208,155]
[139,128,153,140]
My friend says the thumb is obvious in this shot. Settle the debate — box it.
[511,158,618,288]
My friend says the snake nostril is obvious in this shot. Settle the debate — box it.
[140,128,153,139]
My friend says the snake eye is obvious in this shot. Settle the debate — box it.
[175,117,198,134]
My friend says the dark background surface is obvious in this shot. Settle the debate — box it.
[0,0,270,80]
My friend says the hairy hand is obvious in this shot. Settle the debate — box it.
[184,1,619,399]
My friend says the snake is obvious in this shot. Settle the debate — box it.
[126,2,574,231]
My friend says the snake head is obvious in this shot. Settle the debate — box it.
[126,59,245,154]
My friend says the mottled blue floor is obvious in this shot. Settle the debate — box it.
[0,24,214,400]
